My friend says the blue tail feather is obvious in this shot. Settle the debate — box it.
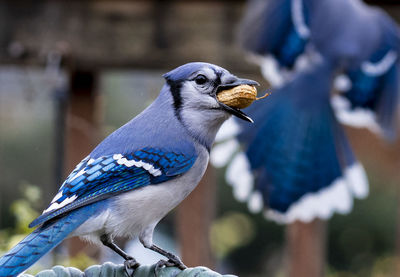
[0,202,105,277]
[238,60,357,214]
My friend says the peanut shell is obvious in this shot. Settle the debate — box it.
[217,85,257,109]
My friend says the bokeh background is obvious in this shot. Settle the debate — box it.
[0,1,400,276]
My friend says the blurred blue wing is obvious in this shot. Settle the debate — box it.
[318,2,400,140]
[29,148,196,227]
[334,49,399,140]
[344,49,395,107]
[212,60,368,223]
[239,0,309,69]
[308,0,381,67]
[220,0,400,223]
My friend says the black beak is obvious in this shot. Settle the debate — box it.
[217,78,259,91]
[217,78,259,123]
[219,102,254,123]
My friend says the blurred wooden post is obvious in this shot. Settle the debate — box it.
[64,69,101,258]
[286,219,326,277]
[176,165,216,269]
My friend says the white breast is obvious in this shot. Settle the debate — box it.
[72,146,209,244]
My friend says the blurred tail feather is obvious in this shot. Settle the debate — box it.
[212,60,368,223]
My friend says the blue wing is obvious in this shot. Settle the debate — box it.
[238,0,310,69]
[212,60,368,223]
[309,1,400,140]
[29,147,196,227]
[337,53,399,137]
[332,11,400,141]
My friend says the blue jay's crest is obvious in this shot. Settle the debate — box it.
[163,62,228,83]
[30,148,196,227]
[211,60,368,223]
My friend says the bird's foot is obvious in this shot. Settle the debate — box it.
[155,256,187,271]
[166,253,187,270]
[148,244,187,271]
[124,257,140,277]
[154,259,187,276]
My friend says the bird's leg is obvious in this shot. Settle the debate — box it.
[147,244,187,270]
[100,234,140,271]
[139,224,186,271]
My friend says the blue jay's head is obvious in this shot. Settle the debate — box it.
[163,62,259,124]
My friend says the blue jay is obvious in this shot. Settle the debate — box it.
[209,0,400,223]
[239,0,400,139]
[0,62,257,277]
[212,59,368,223]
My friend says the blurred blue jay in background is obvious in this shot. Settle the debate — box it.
[0,62,257,277]
[239,0,400,139]
[211,0,400,223]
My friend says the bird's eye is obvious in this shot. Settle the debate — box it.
[194,74,208,85]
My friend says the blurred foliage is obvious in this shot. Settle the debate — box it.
[327,255,397,277]
[327,171,397,276]
[210,212,255,258]
[0,183,40,253]
[62,253,97,272]
[0,184,96,274]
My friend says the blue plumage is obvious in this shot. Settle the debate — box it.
[241,0,400,138]
[240,0,309,69]
[278,29,308,68]
[30,148,196,228]
[337,48,399,140]
[0,201,106,277]
[239,60,356,214]
[212,0,399,223]
[0,62,257,276]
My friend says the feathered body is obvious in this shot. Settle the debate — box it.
[0,62,257,277]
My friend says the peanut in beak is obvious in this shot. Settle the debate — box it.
[216,85,270,109]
